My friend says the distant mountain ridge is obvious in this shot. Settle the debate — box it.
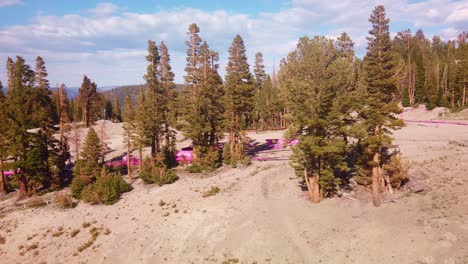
[101,84,185,103]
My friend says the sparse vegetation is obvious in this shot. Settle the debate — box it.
[26,243,38,251]
[77,227,100,253]
[52,227,64,237]
[79,169,132,205]
[0,235,5,244]
[54,192,77,209]
[140,156,179,185]
[70,229,80,238]
[202,186,221,198]
[26,197,47,208]
[384,155,410,188]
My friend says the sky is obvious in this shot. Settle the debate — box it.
[0,0,467,87]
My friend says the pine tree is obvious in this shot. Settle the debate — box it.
[33,56,63,188]
[6,56,36,196]
[362,5,404,207]
[281,36,351,202]
[199,42,224,148]
[456,39,468,108]
[184,23,202,97]
[78,75,101,127]
[254,52,267,129]
[112,95,122,122]
[159,41,178,165]
[80,127,103,177]
[122,94,135,176]
[6,57,14,90]
[181,24,224,167]
[181,24,205,148]
[133,86,150,170]
[224,35,255,165]
[144,40,164,157]
[337,32,355,60]
[0,80,7,194]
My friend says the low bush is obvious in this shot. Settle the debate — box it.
[383,155,409,188]
[80,171,132,205]
[93,172,132,204]
[80,185,101,204]
[186,147,222,173]
[70,176,90,199]
[202,186,221,197]
[140,156,178,186]
[185,164,204,173]
[26,197,46,208]
[54,192,77,209]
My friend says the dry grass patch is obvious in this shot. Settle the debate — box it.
[202,186,220,198]
[70,229,80,238]
[26,197,46,208]
[52,227,64,237]
[77,227,100,253]
[54,192,77,209]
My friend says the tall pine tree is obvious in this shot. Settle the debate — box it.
[224,35,254,165]
[362,5,404,207]
[78,75,101,127]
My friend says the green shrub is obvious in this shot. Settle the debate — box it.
[186,147,222,173]
[222,142,246,168]
[186,164,204,173]
[139,156,178,186]
[74,165,132,205]
[222,143,232,166]
[80,185,100,204]
[90,172,132,205]
[70,176,90,199]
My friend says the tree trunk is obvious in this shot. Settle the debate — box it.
[372,151,382,207]
[138,148,143,171]
[304,169,314,201]
[151,134,156,158]
[127,142,131,178]
[310,172,321,203]
[463,83,466,108]
[0,159,7,195]
[18,174,28,198]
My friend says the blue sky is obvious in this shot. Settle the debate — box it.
[0,0,467,87]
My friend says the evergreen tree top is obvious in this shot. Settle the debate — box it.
[254,52,267,85]
[35,56,49,90]
[226,34,252,82]
[144,40,161,88]
[81,127,102,163]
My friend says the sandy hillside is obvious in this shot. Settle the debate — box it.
[1,108,468,264]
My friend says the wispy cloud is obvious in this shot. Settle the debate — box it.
[88,2,119,17]
[0,0,22,7]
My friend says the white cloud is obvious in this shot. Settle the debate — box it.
[0,0,22,7]
[0,1,467,86]
[88,2,119,17]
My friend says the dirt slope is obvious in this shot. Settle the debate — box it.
[1,111,468,264]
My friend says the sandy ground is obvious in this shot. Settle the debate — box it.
[1,108,468,264]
